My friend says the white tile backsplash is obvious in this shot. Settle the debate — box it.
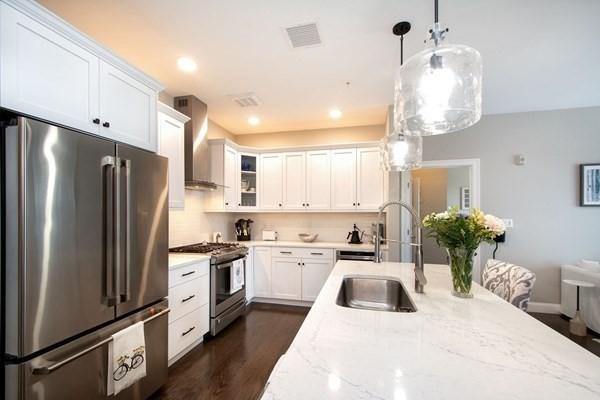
[237,212,379,242]
[169,191,233,247]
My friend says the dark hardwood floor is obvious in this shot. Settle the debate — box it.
[529,312,600,357]
[151,302,309,400]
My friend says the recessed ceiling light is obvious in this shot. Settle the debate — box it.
[176,57,197,73]
[248,116,260,126]
[329,108,342,119]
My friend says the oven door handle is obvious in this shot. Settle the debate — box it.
[216,263,233,270]
[215,299,247,324]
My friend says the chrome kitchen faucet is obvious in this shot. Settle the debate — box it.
[374,201,427,293]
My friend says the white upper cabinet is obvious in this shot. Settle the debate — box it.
[0,1,162,152]
[356,147,384,210]
[0,3,100,134]
[99,61,157,151]
[260,153,283,210]
[282,152,306,210]
[157,103,189,209]
[223,145,238,210]
[331,148,357,210]
[306,150,331,210]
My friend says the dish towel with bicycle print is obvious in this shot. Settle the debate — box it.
[107,321,147,396]
[231,258,245,293]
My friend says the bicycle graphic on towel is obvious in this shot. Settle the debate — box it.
[113,346,145,381]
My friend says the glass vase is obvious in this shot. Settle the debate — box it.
[446,247,476,298]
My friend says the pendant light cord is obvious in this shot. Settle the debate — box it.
[434,0,439,23]
[400,35,404,65]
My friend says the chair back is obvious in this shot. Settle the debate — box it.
[482,259,536,311]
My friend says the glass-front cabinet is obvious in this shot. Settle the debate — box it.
[238,152,258,209]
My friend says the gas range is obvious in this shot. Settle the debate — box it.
[170,241,249,336]
[169,241,247,264]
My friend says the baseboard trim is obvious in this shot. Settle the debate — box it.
[250,297,313,308]
[528,302,561,314]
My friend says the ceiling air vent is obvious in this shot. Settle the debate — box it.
[285,22,321,48]
[230,93,261,108]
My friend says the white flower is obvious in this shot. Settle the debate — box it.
[436,211,450,219]
[484,214,505,235]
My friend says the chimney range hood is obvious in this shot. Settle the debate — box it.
[174,95,219,191]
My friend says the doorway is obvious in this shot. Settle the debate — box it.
[398,159,482,281]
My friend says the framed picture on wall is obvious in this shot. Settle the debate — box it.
[580,164,600,206]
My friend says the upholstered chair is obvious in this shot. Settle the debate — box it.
[482,259,536,311]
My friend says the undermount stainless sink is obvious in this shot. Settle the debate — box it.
[336,275,417,313]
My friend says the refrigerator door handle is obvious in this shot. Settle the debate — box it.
[31,308,170,375]
[120,158,132,302]
[101,156,118,306]
[113,158,122,306]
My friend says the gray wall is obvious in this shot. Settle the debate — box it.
[422,106,600,303]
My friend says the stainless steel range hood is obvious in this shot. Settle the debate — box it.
[174,95,218,191]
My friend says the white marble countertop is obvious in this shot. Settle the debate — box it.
[262,261,600,400]
[168,253,211,270]
[234,240,379,251]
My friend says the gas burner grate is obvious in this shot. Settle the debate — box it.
[169,242,241,254]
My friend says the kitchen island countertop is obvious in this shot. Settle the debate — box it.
[261,261,600,399]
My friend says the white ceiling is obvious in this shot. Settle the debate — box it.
[39,0,600,134]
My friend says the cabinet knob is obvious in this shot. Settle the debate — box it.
[102,121,110,128]
[238,203,241,206]
[225,202,229,205]
[357,202,361,206]
[353,203,356,206]
[92,118,100,124]
[306,203,309,207]
[279,203,282,207]
[302,203,305,207]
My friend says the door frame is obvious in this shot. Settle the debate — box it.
[401,158,483,282]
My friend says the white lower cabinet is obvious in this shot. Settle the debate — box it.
[245,247,255,301]
[302,259,335,301]
[253,247,272,297]
[271,257,303,300]
[167,260,210,365]
[253,247,334,302]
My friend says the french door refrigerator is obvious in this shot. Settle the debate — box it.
[1,113,169,399]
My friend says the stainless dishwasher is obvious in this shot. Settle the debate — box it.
[335,250,376,262]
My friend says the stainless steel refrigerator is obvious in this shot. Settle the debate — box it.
[1,113,169,399]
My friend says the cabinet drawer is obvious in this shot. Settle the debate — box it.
[169,260,209,288]
[297,248,334,260]
[168,274,209,323]
[168,304,209,360]
[271,247,304,258]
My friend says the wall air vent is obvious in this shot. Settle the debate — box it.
[230,93,262,107]
[285,22,321,48]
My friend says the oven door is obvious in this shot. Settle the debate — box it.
[211,257,246,317]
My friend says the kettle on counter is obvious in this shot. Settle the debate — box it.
[347,224,364,244]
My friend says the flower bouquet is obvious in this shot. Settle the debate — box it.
[422,207,505,298]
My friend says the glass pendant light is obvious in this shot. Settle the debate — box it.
[380,132,422,171]
[394,0,482,136]
[380,21,422,172]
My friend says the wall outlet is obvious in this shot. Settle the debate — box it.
[502,219,514,229]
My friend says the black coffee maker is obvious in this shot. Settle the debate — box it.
[347,224,364,244]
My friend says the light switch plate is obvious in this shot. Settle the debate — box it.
[502,219,514,229]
